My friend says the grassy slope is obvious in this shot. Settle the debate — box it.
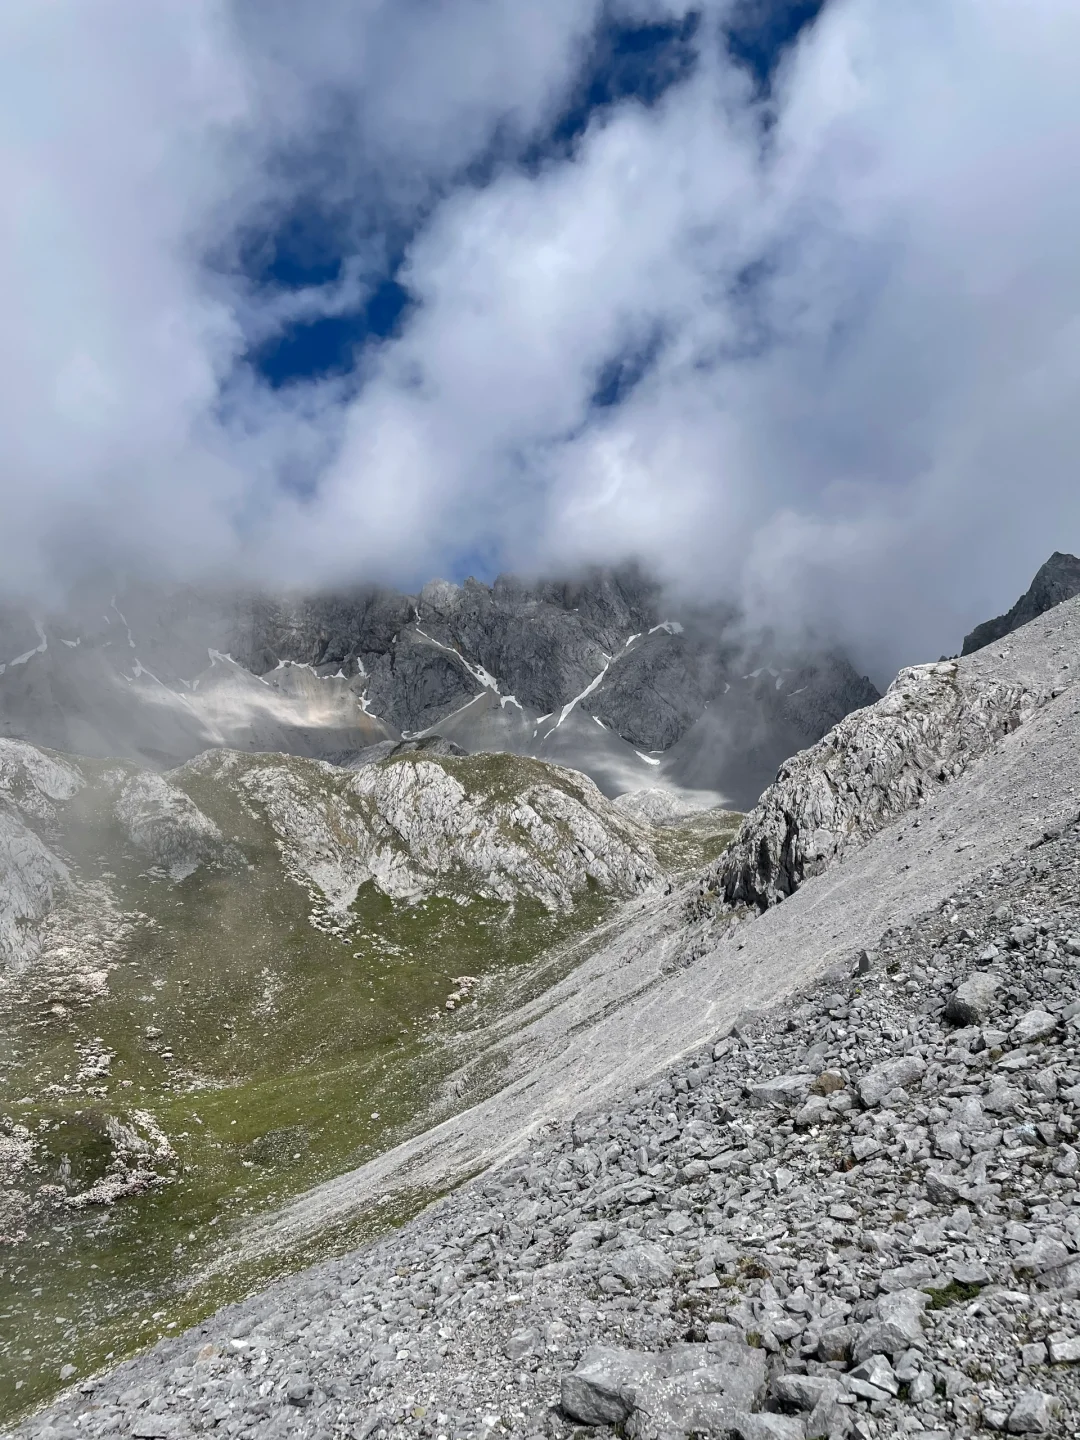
[0,750,735,1421]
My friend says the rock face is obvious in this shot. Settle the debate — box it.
[0,570,879,805]
[702,660,1038,911]
[114,772,235,882]
[0,740,83,968]
[0,743,661,978]
[203,749,659,914]
[963,551,1080,655]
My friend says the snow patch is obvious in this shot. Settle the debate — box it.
[635,751,662,767]
[130,659,164,686]
[111,599,136,649]
[61,638,80,649]
[546,662,611,736]
[414,624,503,696]
[648,621,684,637]
[0,621,48,675]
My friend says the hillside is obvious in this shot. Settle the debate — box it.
[13,593,1080,1440]
[0,745,739,1420]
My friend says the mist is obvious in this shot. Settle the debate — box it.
[2,0,1079,677]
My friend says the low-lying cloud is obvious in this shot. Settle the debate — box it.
[2,0,1079,675]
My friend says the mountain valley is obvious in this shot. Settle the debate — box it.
[3,555,1080,1439]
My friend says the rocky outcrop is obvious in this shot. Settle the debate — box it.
[702,660,1039,911]
[963,551,1080,655]
[0,740,83,968]
[114,772,234,881]
[212,750,660,914]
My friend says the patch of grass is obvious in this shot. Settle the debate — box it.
[922,1278,985,1309]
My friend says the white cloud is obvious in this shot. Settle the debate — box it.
[2,0,1080,671]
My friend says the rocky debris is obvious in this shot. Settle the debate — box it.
[19,805,1080,1439]
[0,805,70,968]
[114,772,236,882]
[0,1122,34,1243]
[699,660,1041,914]
[963,553,1080,657]
[3,1106,177,1241]
[614,789,721,827]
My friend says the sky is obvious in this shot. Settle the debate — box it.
[2,0,1080,675]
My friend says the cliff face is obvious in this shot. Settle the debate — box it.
[962,550,1080,655]
[700,661,1037,912]
[700,590,1080,918]
[0,570,880,806]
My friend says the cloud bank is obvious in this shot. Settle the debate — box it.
[2,0,1079,674]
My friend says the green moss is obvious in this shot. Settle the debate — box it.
[923,1278,985,1309]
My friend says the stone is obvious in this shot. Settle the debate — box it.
[130,1421,183,1439]
[908,1372,936,1404]
[816,1327,857,1362]
[506,1328,542,1362]
[795,1096,832,1128]
[746,1074,816,1108]
[851,1291,927,1361]
[1047,1331,1080,1363]
[286,1377,314,1407]
[944,972,1002,1025]
[857,1055,926,1107]
[1011,1010,1058,1044]
[1005,1388,1057,1433]
[608,1242,675,1288]
[561,1347,653,1425]
[771,1375,839,1411]
[950,1260,991,1286]
[848,1354,898,1396]
[1013,1237,1071,1277]
[729,1416,807,1440]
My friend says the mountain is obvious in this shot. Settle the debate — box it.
[13,592,1080,1439]
[961,549,1080,654]
[0,571,880,809]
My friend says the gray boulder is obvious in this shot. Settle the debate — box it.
[857,1055,927,1107]
[561,1342,767,1437]
[944,971,1001,1025]
[1006,1387,1058,1433]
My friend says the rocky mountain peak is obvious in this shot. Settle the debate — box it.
[962,550,1080,655]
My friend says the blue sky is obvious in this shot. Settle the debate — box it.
[2,0,1080,672]
[246,4,827,394]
